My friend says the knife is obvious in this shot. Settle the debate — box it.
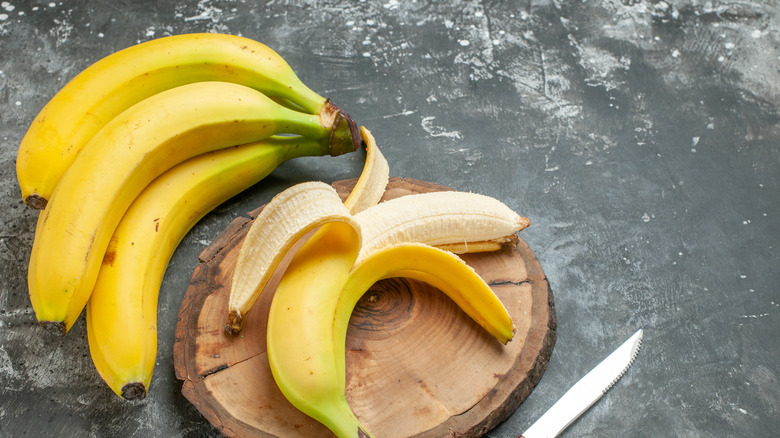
[519,329,643,438]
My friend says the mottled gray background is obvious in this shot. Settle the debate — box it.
[1,1,778,437]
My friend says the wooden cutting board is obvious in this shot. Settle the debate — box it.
[173,177,556,438]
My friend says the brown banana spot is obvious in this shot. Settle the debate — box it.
[103,235,119,266]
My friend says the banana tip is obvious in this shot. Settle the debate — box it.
[225,311,243,335]
[121,382,147,401]
[517,215,530,230]
[25,194,47,210]
[39,321,66,337]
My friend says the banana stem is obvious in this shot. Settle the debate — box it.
[269,135,332,161]
[321,100,361,156]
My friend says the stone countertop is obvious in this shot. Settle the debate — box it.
[0,1,778,437]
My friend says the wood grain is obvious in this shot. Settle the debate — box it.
[173,177,556,437]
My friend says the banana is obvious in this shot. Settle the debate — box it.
[28,80,359,335]
[226,127,388,334]
[86,136,327,400]
[16,33,349,209]
[266,238,513,438]
[267,220,365,438]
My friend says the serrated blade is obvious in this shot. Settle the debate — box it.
[520,329,643,438]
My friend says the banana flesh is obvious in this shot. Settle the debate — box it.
[86,136,326,400]
[227,127,389,334]
[353,190,530,264]
[28,80,357,334]
[16,33,347,209]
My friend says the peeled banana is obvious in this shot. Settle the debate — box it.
[353,190,530,263]
[262,196,520,437]
[225,128,528,435]
[86,136,328,400]
[227,127,389,334]
[16,33,347,209]
[267,238,514,438]
[228,176,528,336]
[28,80,359,335]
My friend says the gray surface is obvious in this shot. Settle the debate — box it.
[1,1,778,437]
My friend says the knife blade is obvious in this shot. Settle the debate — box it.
[519,329,643,438]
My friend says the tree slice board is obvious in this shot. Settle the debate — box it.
[173,177,556,438]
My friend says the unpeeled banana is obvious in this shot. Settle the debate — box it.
[16,33,347,209]
[87,136,329,400]
[28,79,359,335]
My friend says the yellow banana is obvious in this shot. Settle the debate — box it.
[267,221,366,438]
[16,33,347,209]
[228,128,528,333]
[86,136,327,400]
[29,80,359,335]
[266,238,513,438]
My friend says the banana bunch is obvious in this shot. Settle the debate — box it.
[16,33,357,210]
[229,128,529,437]
[18,34,361,399]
